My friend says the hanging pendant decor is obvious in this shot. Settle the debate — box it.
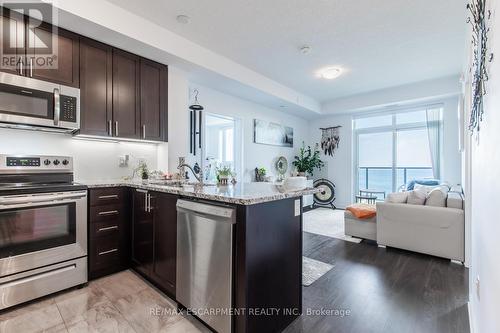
[466,0,493,134]
[320,126,341,156]
[189,89,204,156]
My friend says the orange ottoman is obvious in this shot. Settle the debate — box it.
[344,203,377,241]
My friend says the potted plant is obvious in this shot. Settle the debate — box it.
[255,167,267,182]
[136,161,149,183]
[292,143,324,177]
[216,165,233,185]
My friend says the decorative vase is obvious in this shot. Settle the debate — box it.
[219,176,229,185]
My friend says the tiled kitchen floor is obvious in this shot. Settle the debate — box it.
[0,270,209,333]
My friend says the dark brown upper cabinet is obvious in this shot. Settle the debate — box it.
[112,49,140,139]
[79,38,112,137]
[0,8,79,87]
[140,59,168,141]
[0,8,25,75]
[79,45,168,142]
[27,22,79,87]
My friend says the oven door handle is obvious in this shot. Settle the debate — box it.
[0,191,87,206]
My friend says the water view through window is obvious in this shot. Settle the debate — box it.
[355,109,438,198]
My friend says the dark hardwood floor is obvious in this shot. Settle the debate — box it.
[284,232,469,333]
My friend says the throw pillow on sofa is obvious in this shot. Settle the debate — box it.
[414,183,450,194]
[386,192,408,203]
[407,189,426,205]
[425,187,448,207]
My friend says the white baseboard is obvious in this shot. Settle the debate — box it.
[468,301,474,333]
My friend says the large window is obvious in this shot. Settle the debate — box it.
[354,107,442,198]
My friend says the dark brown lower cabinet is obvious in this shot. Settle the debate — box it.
[150,192,177,295]
[131,189,153,277]
[132,189,177,297]
[88,187,130,280]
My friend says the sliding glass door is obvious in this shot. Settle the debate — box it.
[357,131,393,195]
[354,108,439,198]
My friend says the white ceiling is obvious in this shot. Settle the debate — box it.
[107,0,466,103]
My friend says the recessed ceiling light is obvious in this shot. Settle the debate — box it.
[319,67,342,80]
[299,46,312,55]
[176,15,191,24]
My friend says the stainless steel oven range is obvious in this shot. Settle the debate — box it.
[0,154,87,310]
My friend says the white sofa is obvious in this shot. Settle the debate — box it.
[376,188,465,262]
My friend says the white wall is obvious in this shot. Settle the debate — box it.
[468,0,500,331]
[0,128,161,182]
[308,115,352,208]
[163,66,189,172]
[308,97,462,208]
[167,82,310,182]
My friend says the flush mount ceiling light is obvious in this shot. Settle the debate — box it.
[176,15,191,24]
[299,46,312,55]
[318,67,342,80]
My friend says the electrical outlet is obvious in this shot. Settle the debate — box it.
[476,275,480,300]
[119,155,129,167]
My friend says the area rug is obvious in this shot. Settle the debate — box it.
[303,208,362,243]
[302,256,334,286]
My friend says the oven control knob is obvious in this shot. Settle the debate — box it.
[53,159,60,166]
[44,159,51,166]
[62,159,69,166]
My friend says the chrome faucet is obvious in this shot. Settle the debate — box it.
[178,161,204,185]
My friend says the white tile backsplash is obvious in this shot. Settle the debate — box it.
[0,128,165,181]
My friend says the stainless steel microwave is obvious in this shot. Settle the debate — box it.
[0,72,80,133]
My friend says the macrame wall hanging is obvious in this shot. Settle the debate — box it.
[466,0,494,134]
[320,126,341,156]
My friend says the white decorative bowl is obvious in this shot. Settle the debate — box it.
[283,176,307,192]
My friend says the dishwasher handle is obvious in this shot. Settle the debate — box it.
[176,199,235,221]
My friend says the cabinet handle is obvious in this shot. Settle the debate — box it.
[19,58,23,75]
[147,193,151,212]
[142,124,146,139]
[29,58,33,77]
[98,225,118,232]
[98,248,118,256]
[98,210,118,216]
[98,194,118,199]
[115,121,119,136]
[108,120,112,136]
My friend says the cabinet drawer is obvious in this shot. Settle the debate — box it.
[90,218,121,239]
[89,187,127,206]
[90,234,121,270]
[90,204,126,223]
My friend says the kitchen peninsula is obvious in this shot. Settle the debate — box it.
[85,180,317,333]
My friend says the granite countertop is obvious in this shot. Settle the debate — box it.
[79,179,319,205]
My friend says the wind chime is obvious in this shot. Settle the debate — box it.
[320,126,341,156]
[189,89,204,156]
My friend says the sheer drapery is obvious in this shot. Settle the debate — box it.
[425,108,442,179]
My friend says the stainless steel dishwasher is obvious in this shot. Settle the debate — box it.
[176,199,235,333]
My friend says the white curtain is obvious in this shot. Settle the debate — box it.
[426,108,442,179]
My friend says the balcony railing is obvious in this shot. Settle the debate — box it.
[358,166,434,194]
